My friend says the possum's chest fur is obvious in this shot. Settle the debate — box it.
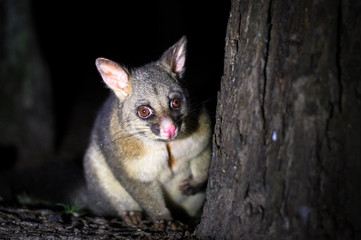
[122,135,201,184]
[122,141,172,182]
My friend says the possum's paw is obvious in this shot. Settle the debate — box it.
[123,211,145,226]
[179,176,203,195]
[151,219,187,231]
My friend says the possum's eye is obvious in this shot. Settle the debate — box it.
[138,106,152,119]
[170,98,181,109]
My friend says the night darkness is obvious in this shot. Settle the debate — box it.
[31,1,230,154]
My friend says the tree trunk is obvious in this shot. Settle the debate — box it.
[0,0,53,169]
[197,0,361,239]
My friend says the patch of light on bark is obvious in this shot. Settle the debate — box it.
[272,131,277,141]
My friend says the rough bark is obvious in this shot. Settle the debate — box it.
[197,0,361,239]
[0,0,53,169]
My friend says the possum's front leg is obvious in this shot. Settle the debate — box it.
[118,178,186,231]
[179,144,211,196]
[120,178,172,220]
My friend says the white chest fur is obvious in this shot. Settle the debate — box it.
[124,129,209,184]
[124,142,170,182]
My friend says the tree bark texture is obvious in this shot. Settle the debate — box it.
[0,0,53,168]
[197,0,361,239]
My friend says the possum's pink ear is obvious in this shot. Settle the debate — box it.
[96,58,131,99]
[160,36,187,79]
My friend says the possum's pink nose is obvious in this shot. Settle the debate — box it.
[160,117,178,140]
[163,125,177,139]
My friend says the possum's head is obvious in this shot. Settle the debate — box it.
[95,36,189,141]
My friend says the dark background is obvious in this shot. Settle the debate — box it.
[31,1,229,155]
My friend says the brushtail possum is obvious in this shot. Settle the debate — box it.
[84,36,211,230]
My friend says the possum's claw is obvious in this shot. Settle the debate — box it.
[123,211,144,226]
[179,176,203,195]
